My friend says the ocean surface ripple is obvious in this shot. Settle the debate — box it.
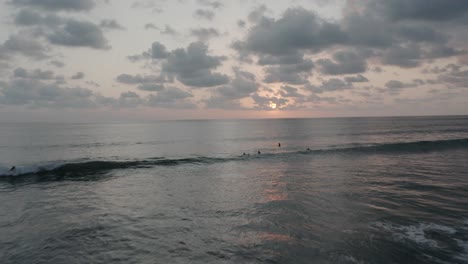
[1,116,467,263]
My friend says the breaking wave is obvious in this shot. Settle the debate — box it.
[1,138,467,178]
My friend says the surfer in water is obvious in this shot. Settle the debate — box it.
[258,150,261,154]
[10,166,15,171]
[278,142,281,147]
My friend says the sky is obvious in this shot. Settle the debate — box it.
[0,0,467,122]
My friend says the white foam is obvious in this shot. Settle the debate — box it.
[455,239,468,262]
[0,162,65,177]
[373,222,456,248]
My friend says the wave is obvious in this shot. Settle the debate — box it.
[1,138,467,178]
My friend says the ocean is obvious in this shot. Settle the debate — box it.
[1,116,468,264]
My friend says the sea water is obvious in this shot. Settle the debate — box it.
[1,116,468,263]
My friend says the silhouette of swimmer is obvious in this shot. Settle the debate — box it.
[278,142,281,147]
[242,153,246,156]
[258,150,261,154]
[307,148,311,151]
[10,166,15,171]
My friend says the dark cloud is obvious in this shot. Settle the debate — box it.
[14,8,42,26]
[150,42,169,59]
[137,83,165,91]
[215,70,258,99]
[190,28,220,42]
[381,44,422,68]
[194,9,215,21]
[204,69,258,109]
[437,68,468,88]
[99,19,125,30]
[257,52,305,66]
[114,91,144,108]
[13,67,58,80]
[344,74,369,83]
[144,23,158,30]
[116,73,166,84]
[128,41,170,62]
[342,13,394,48]
[0,34,49,60]
[264,59,314,85]
[306,78,352,93]
[317,50,367,75]
[49,60,65,68]
[71,72,85,80]
[384,80,419,94]
[10,0,95,12]
[373,0,468,21]
[0,78,97,108]
[48,20,110,49]
[234,8,346,57]
[279,85,305,98]
[147,87,195,109]
[161,42,229,87]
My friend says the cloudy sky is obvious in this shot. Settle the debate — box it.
[0,0,467,121]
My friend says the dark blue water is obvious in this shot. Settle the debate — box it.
[1,116,468,263]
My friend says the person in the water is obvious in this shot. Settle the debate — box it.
[307,148,311,151]
[258,150,261,154]
[278,142,281,147]
[10,166,15,171]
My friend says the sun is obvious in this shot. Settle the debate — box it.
[269,101,277,109]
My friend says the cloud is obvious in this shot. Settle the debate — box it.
[317,50,367,75]
[372,0,468,21]
[71,72,85,80]
[233,8,346,57]
[160,25,178,35]
[306,78,353,93]
[203,69,258,109]
[263,59,314,85]
[161,42,229,87]
[99,19,125,30]
[147,87,196,109]
[0,78,97,108]
[197,0,222,9]
[9,0,95,12]
[437,68,468,88]
[48,20,110,49]
[194,9,215,20]
[279,85,305,98]
[116,73,166,84]
[344,74,369,83]
[49,60,65,68]
[251,93,289,110]
[384,80,419,94]
[137,83,165,91]
[248,5,268,23]
[14,8,42,26]
[14,67,58,80]
[144,23,158,30]
[0,34,49,60]
[215,70,258,99]
[381,44,422,68]
[190,27,220,41]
